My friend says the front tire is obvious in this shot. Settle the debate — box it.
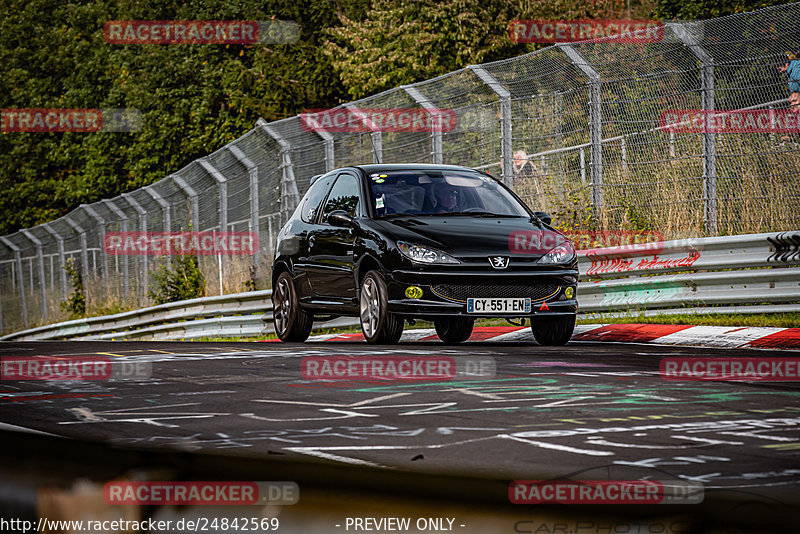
[434,317,474,344]
[360,271,404,344]
[531,315,576,346]
[273,272,313,342]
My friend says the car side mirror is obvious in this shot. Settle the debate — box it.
[328,210,354,228]
[534,211,552,225]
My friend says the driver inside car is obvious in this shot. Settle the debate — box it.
[434,183,460,213]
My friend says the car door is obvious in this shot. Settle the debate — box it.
[290,174,337,300]
[306,171,362,301]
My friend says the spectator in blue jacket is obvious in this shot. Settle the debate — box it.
[779,52,800,112]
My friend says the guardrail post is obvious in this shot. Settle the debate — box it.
[2,237,28,326]
[102,199,130,297]
[20,229,47,321]
[343,104,383,164]
[145,185,171,233]
[315,130,335,172]
[42,223,68,301]
[403,85,444,164]
[228,145,261,277]
[172,173,200,231]
[257,119,301,224]
[468,65,513,188]
[557,44,603,216]
[63,215,89,282]
[122,193,148,302]
[671,23,717,234]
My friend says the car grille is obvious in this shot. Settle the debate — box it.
[431,282,560,303]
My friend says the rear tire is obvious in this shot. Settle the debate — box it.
[273,272,313,342]
[434,317,475,344]
[360,271,404,344]
[531,315,576,346]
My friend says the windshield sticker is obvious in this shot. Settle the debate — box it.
[376,195,385,208]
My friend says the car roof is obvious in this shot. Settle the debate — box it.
[353,163,482,173]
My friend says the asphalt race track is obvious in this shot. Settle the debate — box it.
[2,336,800,516]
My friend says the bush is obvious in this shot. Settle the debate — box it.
[147,255,206,305]
[60,258,86,318]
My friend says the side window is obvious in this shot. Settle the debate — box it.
[299,176,334,223]
[321,174,361,221]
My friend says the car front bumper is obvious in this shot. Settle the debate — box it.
[385,267,578,319]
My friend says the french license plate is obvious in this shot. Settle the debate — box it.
[467,298,531,314]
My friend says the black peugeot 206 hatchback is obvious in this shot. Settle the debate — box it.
[271,164,578,345]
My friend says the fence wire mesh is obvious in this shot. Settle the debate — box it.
[1,5,799,333]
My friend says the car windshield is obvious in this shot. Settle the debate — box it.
[367,170,529,218]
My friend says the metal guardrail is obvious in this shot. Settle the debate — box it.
[2,231,799,341]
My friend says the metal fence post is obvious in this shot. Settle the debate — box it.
[199,159,228,234]
[229,145,261,276]
[672,23,717,234]
[145,185,171,233]
[315,130,335,172]
[468,65,513,188]
[342,104,383,164]
[172,174,200,231]
[20,229,47,321]
[63,216,89,282]
[102,199,130,297]
[257,119,301,224]
[81,204,107,294]
[42,224,68,301]
[122,193,148,302]
[557,44,603,216]
[0,237,27,327]
[404,85,443,164]
[199,158,229,295]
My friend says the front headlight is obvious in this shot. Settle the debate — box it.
[538,241,575,264]
[397,241,460,264]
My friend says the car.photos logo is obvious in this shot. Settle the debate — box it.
[1,108,142,133]
[1,357,151,381]
[301,356,495,381]
[299,108,457,133]
[509,230,664,255]
[103,20,299,44]
[508,19,664,44]
[509,480,704,504]
[661,357,800,381]
[103,231,258,256]
[660,109,800,134]
[104,481,298,505]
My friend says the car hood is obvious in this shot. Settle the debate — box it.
[373,216,566,258]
